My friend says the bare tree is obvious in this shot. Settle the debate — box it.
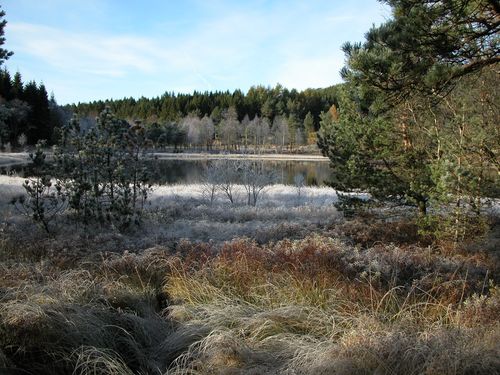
[214,159,240,204]
[203,159,276,206]
[241,114,250,151]
[294,173,305,205]
[17,132,27,149]
[272,116,290,151]
[199,115,215,150]
[201,160,222,204]
[180,114,202,148]
[240,161,276,206]
[247,115,271,152]
[219,107,241,150]
[295,127,306,147]
[259,117,271,149]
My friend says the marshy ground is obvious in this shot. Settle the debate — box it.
[1,176,499,374]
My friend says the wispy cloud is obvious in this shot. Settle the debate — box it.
[4,0,390,103]
[9,23,184,77]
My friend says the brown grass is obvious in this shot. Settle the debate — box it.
[0,212,498,374]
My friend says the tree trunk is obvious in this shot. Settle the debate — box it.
[417,199,427,216]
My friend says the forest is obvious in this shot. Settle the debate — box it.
[0,1,499,374]
[0,70,339,151]
[0,69,66,147]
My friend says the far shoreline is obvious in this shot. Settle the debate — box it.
[0,151,330,168]
[152,152,330,162]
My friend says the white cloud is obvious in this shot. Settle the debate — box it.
[9,23,181,77]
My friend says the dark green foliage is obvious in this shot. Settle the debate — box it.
[143,121,186,150]
[333,193,372,219]
[341,0,500,106]
[0,6,13,66]
[69,85,339,132]
[318,84,431,211]
[0,8,63,146]
[303,111,314,134]
[54,108,152,228]
[0,97,30,145]
[319,0,499,221]
[70,86,337,152]
[0,70,64,146]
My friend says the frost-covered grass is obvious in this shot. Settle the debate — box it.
[1,175,499,374]
[144,183,344,243]
[1,235,498,374]
[150,182,343,208]
[1,177,345,246]
[0,175,25,197]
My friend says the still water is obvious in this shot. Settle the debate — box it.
[1,159,333,186]
[150,159,332,186]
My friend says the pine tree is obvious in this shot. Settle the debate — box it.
[55,108,152,227]
[0,68,12,100]
[319,0,499,217]
[0,6,13,67]
[11,71,23,98]
[341,0,500,106]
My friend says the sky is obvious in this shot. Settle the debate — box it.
[2,0,390,104]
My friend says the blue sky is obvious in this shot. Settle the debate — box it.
[2,0,390,104]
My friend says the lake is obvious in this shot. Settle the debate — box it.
[0,156,333,186]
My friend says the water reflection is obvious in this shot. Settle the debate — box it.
[148,159,332,186]
[1,159,333,187]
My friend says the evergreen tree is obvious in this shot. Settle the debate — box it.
[0,6,13,66]
[318,85,434,214]
[319,0,499,218]
[0,68,12,100]
[341,0,500,106]
[11,71,23,98]
[55,108,152,227]
[303,111,316,145]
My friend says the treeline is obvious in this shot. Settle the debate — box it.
[0,6,67,149]
[0,71,341,150]
[0,69,68,148]
[1,76,341,150]
[141,106,323,151]
[66,85,341,152]
[70,85,339,128]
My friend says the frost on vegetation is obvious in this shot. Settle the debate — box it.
[2,108,155,232]
[1,172,355,246]
[150,183,340,209]
[9,141,67,233]
[144,183,342,243]
[0,228,498,375]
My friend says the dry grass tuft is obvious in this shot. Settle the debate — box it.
[72,346,135,375]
